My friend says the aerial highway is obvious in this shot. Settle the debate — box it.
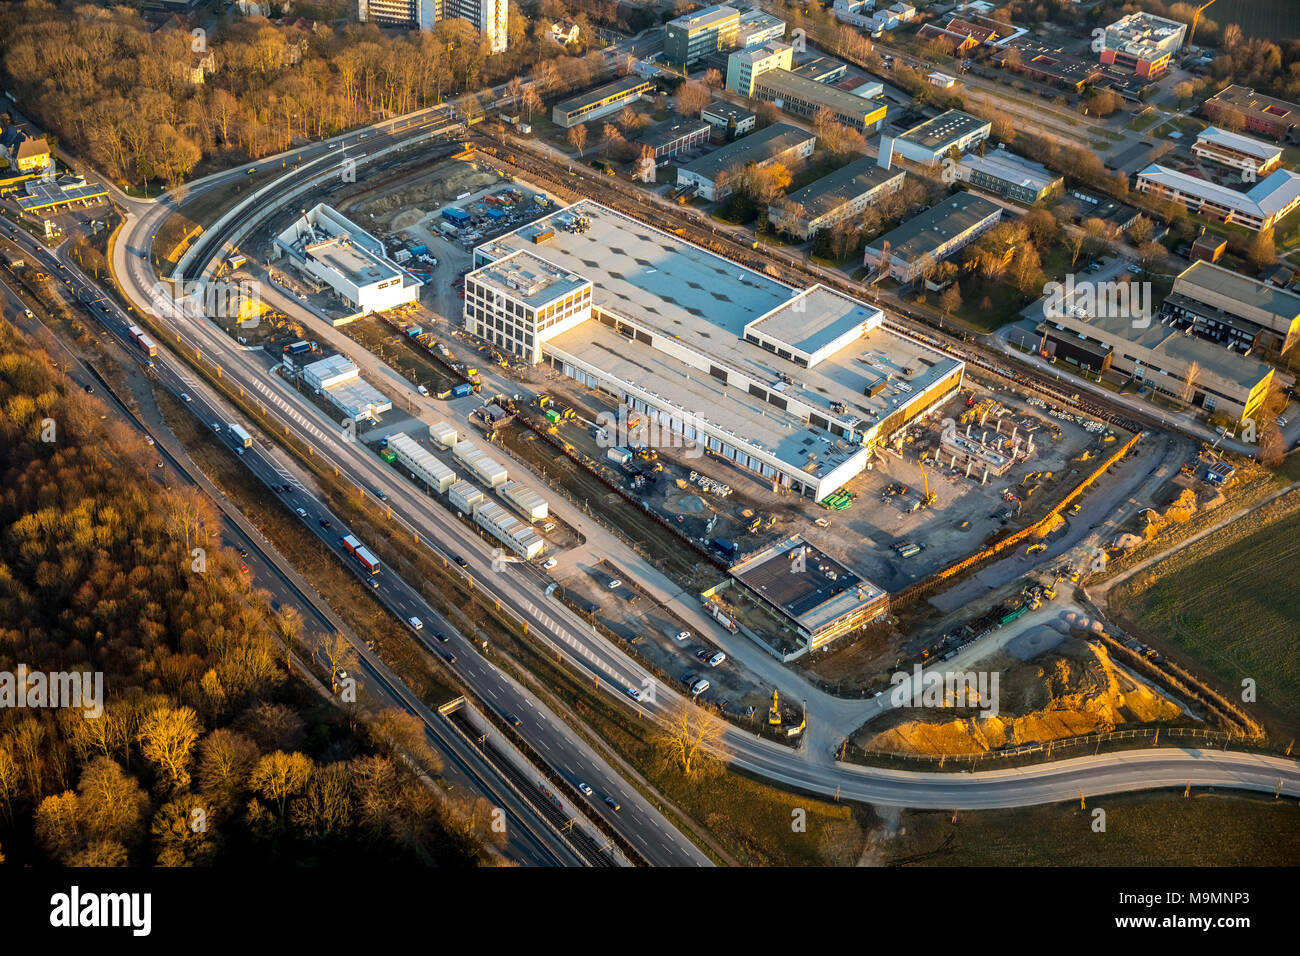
[20,104,1296,861]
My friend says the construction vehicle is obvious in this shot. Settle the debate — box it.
[921,466,936,508]
[768,690,782,726]
[1026,542,1046,555]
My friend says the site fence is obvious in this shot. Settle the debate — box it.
[848,725,1283,770]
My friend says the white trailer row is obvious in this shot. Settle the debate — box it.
[448,479,486,515]
[454,441,508,487]
[474,500,545,560]
[429,420,458,449]
[387,431,457,494]
[499,480,549,523]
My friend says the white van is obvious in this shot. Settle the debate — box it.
[408,616,424,630]
[689,678,710,697]
[707,651,726,668]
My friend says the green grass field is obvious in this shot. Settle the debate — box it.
[894,792,1300,866]
[1208,0,1300,40]
[1110,499,1300,732]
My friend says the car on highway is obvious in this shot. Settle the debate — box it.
[603,795,621,812]
[319,518,331,529]
[83,384,94,393]
[211,422,222,433]
[607,579,622,590]
[181,393,191,402]
[369,578,379,590]
[503,712,521,727]
[334,668,348,684]
[239,563,249,574]
[442,652,456,664]
[237,547,248,557]
[282,484,292,492]
[453,555,468,568]
[626,686,645,703]
[576,782,593,797]
[295,507,308,518]
[542,558,558,570]
[434,631,449,644]
[407,616,423,631]
[144,435,155,446]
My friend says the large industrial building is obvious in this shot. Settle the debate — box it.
[749,69,887,134]
[665,4,740,68]
[728,536,888,650]
[462,249,593,363]
[469,201,964,501]
[357,0,507,52]
[1134,164,1300,232]
[1160,259,1300,356]
[274,204,421,315]
[892,109,992,165]
[768,154,906,239]
[676,122,815,201]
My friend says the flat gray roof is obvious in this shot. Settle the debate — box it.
[701,99,756,123]
[753,69,881,118]
[959,150,1060,191]
[1175,259,1300,322]
[730,535,885,635]
[749,285,880,356]
[678,122,814,183]
[480,201,797,336]
[306,235,399,286]
[869,191,1002,263]
[553,75,653,114]
[469,249,589,308]
[781,155,903,220]
[481,201,962,438]
[636,116,711,150]
[898,109,990,151]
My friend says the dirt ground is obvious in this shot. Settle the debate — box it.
[854,635,1186,756]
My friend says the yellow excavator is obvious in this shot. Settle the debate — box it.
[768,690,783,726]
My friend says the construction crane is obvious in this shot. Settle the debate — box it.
[921,464,936,508]
[1188,0,1217,48]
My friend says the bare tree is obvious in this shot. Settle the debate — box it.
[656,700,728,775]
[567,123,588,157]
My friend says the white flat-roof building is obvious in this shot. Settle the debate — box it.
[500,480,549,522]
[738,8,786,46]
[463,248,593,363]
[726,41,793,97]
[448,479,486,514]
[893,109,991,165]
[453,441,508,486]
[472,201,964,501]
[301,354,393,421]
[275,204,420,314]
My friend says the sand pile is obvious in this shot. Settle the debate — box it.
[864,640,1181,756]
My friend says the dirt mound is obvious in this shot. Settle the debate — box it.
[863,640,1182,756]
[351,163,500,229]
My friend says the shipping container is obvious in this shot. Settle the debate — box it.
[429,420,458,449]
[285,340,311,355]
[451,383,473,398]
[606,447,632,465]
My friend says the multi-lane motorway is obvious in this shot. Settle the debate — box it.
[16,102,1300,867]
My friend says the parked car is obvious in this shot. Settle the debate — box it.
[607,579,622,590]
[674,630,690,642]
[542,558,558,570]
[707,651,726,668]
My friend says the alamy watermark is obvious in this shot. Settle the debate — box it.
[1043,275,1152,328]
[149,278,263,325]
[889,664,1000,718]
[0,664,104,718]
